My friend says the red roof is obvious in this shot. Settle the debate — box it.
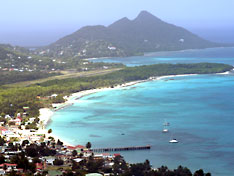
[114,153,121,157]
[66,146,76,150]
[0,127,7,131]
[17,117,22,121]
[36,163,43,170]
[0,163,17,167]
[66,145,85,150]
[75,145,85,149]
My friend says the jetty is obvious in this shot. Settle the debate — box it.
[92,145,151,152]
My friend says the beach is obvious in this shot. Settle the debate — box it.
[38,73,219,127]
[38,72,228,146]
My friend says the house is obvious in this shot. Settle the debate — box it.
[8,118,21,126]
[4,115,11,119]
[29,135,42,142]
[85,173,103,176]
[23,107,30,111]
[108,46,116,50]
[36,163,44,171]
[29,117,35,123]
[0,127,7,135]
[0,163,17,172]
[73,158,83,163]
[1,129,14,136]
[113,153,121,157]
[65,145,85,153]
[51,94,58,98]
[44,157,56,165]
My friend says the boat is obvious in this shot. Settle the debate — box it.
[163,120,170,126]
[162,127,169,133]
[169,138,178,143]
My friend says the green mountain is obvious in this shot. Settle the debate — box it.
[39,11,223,58]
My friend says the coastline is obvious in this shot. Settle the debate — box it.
[38,73,200,146]
[85,46,234,61]
[38,108,74,146]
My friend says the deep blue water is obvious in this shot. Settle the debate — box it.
[48,47,234,176]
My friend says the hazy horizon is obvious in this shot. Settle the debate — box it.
[0,0,234,47]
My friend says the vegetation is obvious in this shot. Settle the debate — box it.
[86,142,92,149]
[63,155,212,176]
[0,71,60,85]
[0,63,231,121]
[48,129,52,134]
[0,44,124,86]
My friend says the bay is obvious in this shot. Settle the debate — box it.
[47,47,234,175]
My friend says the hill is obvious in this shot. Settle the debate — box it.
[0,44,124,85]
[38,11,223,58]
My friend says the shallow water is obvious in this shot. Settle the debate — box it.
[91,47,234,66]
[48,47,234,175]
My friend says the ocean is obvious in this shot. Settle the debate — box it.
[47,47,234,176]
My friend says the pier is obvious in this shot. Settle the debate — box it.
[91,145,151,152]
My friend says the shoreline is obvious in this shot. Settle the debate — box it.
[38,73,200,146]
[38,69,233,146]
[85,46,234,61]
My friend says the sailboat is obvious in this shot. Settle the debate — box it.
[163,119,170,126]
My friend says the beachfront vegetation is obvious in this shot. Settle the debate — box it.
[0,63,232,121]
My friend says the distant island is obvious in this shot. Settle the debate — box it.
[36,11,230,58]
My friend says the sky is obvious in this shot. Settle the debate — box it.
[0,0,234,46]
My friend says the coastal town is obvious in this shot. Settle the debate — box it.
[0,95,126,175]
[0,83,214,176]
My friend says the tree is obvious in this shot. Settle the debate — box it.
[3,164,7,171]
[0,155,5,164]
[48,129,52,134]
[25,145,38,157]
[0,136,5,146]
[22,140,29,147]
[86,142,91,149]
[72,150,77,157]
[57,139,63,146]
[194,169,204,176]
[53,159,64,166]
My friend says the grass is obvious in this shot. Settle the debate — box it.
[4,68,122,88]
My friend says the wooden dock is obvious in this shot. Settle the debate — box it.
[91,145,151,152]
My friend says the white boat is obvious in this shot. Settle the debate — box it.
[169,138,178,143]
[162,127,169,133]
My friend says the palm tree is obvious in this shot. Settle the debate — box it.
[86,142,92,149]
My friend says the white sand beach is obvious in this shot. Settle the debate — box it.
[38,108,54,126]
[37,72,226,146]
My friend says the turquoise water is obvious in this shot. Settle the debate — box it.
[48,48,234,175]
[91,47,234,66]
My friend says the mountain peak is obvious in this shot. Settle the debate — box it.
[108,17,131,29]
[44,10,217,58]
[138,10,153,16]
[135,10,161,22]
